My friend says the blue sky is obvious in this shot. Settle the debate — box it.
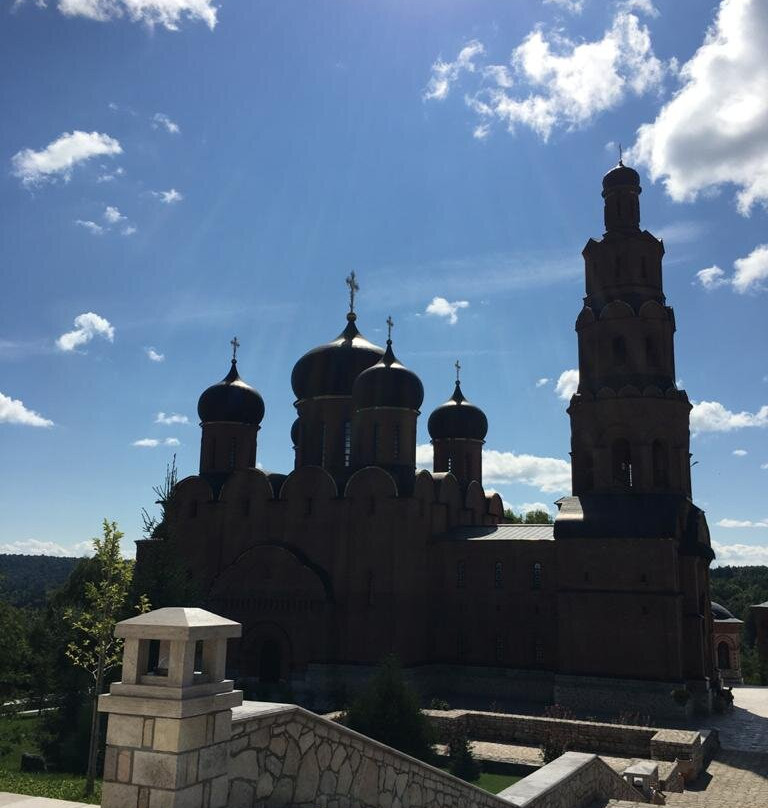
[1,0,766,563]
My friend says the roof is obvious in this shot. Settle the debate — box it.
[437,523,554,542]
[115,607,242,641]
[711,601,742,622]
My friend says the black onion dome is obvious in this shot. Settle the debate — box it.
[711,602,737,621]
[197,360,265,425]
[291,313,385,400]
[602,161,640,191]
[428,381,488,440]
[353,341,424,410]
[290,418,300,447]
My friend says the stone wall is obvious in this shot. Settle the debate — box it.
[497,752,645,808]
[228,702,509,808]
[423,709,659,758]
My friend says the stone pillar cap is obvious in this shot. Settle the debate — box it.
[115,607,242,641]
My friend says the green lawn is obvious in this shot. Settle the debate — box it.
[438,765,521,794]
[0,713,100,805]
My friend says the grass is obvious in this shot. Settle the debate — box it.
[438,765,521,794]
[0,712,100,804]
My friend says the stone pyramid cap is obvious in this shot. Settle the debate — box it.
[115,607,242,641]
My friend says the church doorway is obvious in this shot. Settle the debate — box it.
[258,638,282,683]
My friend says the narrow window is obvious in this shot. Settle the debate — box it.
[532,562,542,590]
[612,335,627,365]
[465,453,471,480]
[456,560,466,589]
[652,440,668,487]
[717,641,731,670]
[615,254,622,279]
[640,255,647,278]
[495,635,504,662]
[320,423,327,467]
[612,439,633,488]
[343,420,351,467]
[535,640,544,664]
[228,437,237,469]
[189,500,198,519]
[494,561,503,589]
[304,498,313,517]
[646,337,659,367]
[393,424,401,460]
[208,437,216,469]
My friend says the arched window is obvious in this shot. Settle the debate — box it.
[465,453,471,480]
[393,424,401,460]
[717,641,731,670]
[652,440,668,487]
[456,560,466,589]
[189,500,198,519]
[320,423,327,467]
[612,335,627,365]
[532,562,542,590]
[228,437,237,469]
[494,561,503,589]
[208,437,216,469]
[612,439,633,488]
[343,421,352,467]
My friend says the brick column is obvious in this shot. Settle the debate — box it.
[99,607,242,808]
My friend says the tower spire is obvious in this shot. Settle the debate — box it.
[230,336,240,363]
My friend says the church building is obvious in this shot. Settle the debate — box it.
[136,162,718,717]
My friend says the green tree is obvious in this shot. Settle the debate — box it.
[446,724,480,782]
[524,509,554,524]
[65,520,149,795]
[503,509,523,523]
[345,656,435,763]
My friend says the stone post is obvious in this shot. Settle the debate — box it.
[99,607,242,808]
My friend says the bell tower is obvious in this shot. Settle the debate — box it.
[568,162,693,497]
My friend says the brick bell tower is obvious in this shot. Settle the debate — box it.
[568,160,693,497]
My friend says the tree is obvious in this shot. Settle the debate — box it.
[65,520,149,795]
[524,509,554,525]
[446,724,480,782]
[345,656,435,763]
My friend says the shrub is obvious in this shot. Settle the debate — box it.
[540,734,569,764]
[446,725,480,782]
[670,688,691,707]
[429,698,451,711]
[344,655,436,763]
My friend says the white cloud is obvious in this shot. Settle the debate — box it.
[716,518,768,528]
[482,64,514,88]
[512,501,553,515]
[483,449,571,493]
[473,124,491,140]
[0,539,84,557]
[544,0,584,14]
[416,444,571,493]
[712,540,768,566]
[555,368,579,400]
[152,112,181,133]
[145,347,165,362]
[632,0,768,215]
[0,391,54,427]
[104,205,126,224]
[432,10,665,141]
[121,225,137,236]
[11,130,122,186]
[75,219,104,235]
[97,166,125,183]
[152,188,183,204]
[733,244,768,294]
[690,400,768,433]
[732,449,748,456]
[536,377,550,388]
[132,437,180,448]
[762,463,768,470]
[424,40,485,101]
[620,0,659,17]
[695,265,727,290]
[425,296,470,325]
[57,0,216,30]
[155,412,189,425]
[56,312,115,352]
[653,220,706,245]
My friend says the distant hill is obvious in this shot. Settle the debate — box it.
[0,554,81,608]
[710,565,768,624]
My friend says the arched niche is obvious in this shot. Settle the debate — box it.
[575,307,596,328]
[413,469,435,518]
[638,300,668,320]
[218,467,274,507]
[434,472,462,526]
[617,385,641,397]
[343,465,398,501]
[599,300,635,320]
[464,480,486,522]
[174,475,214,519]
[486,492,504,521]
[279,465,338,502]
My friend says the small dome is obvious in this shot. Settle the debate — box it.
[428,381,488,441]
[290,418,300,447]
[291,314,385,400]
[198,360,265,425]
[353,340,424,411]
[602,161,640,191]
[711,601,737,621]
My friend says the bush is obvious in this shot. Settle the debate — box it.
[345,656,436,763]
[429,698,451,711]
[446,725,480,782]
[540,734,569,764]
[670,688,691,707]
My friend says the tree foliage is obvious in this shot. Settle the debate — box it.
[503,508,554,524]
[345,656,435,763]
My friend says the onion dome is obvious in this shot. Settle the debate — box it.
[291,312,384,400]
[602,160,640,192]
[353,336,424,411]
[428,380,488,441]
[290,418,300,447]
[198,359,265,425]
[711,602,737,621]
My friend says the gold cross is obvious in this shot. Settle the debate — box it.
[386,315,394,341]
[230,336,240,361]
[345,271,359,314]
[455,359,461,382]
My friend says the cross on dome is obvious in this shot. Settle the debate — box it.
[230,336,240,362]
[455,359,461,383]
[345,271,359,314]
[386,315,394,341]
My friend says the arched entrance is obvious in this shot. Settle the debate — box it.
[258,638,282,683]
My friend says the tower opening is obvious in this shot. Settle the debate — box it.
[612,439,633,488]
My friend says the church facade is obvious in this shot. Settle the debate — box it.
[136,162,718,717]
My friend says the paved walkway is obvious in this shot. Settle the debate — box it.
[0,796,90,808]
